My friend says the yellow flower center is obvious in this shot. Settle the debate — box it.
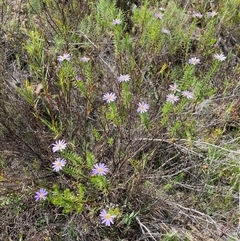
[39,193,44,199]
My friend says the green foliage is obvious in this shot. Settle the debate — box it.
[16,80,35,107]
[219,0,240,27]
[121,82,132,108]
[90,175,108,191]
[94,0,123,34]
[60,151,97,180]
[139,112,150,129]
[200,19,217,51]
[121,210,139,226]
[63,151,83,166]
[131,1,157,48]
[38,113,62,138]
[105,102,121,125]
[27,0,42,13]
[23,29,46,78]
[57,61,75,100]
[51,184,85,214]
[162,233,180,241]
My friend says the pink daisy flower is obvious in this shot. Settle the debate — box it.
[117,74,130,82]
[112,19,122,25]
[169,83,180,92]
[166,94,179,104]
[81,56,90,62]
[52,140,67,152]
[182,90,194,99]
[34,188,48,201]
[99,209,116,226]
[103,92,117,103]
[137,102,149,113]
[188,57,201,65]
[213,53,226,62]
[91,163,109,176]
[57,53,70,62]
[52,158,66,172]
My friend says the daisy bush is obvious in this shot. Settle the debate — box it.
[0,0,239,240]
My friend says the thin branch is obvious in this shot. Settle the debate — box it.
[136,217,157,241]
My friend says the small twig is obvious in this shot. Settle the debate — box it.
[168,201,219,228]
[194,140,240,154]
[223,136,240,145]
[77,30,98,49]
[161,153,180,169]
[239,189,240,231]
[136,217,157,241]
[76,30,115,73]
